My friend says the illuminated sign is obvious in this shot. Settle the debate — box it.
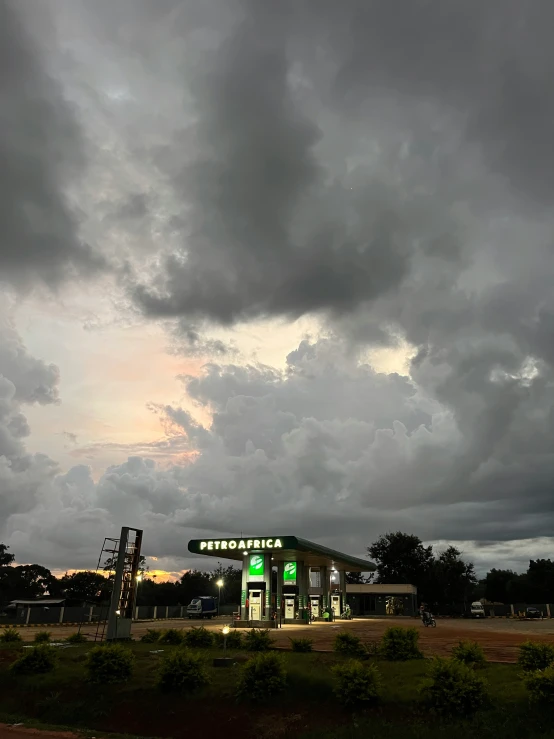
[283,562,297,585]
[249,554,264,578]
[196,538,284,552]
[188,536,298,558]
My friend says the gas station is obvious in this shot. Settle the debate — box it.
[188,535,377,625]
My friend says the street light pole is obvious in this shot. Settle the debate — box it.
[216,579,224,617]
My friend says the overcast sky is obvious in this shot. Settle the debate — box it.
[2,0,554,579]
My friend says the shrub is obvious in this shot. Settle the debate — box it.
[159,628,184,645]
[10,645,57,675]
[518,641,554,672]
[244,628,274,652]
[85,643,134,684]
[140,628,162,643]
[157,648,210,693]
[65,632,87,644]
[290,637,313,653]
[333,631,367,658]
[332,660,382,708]
[381,626,423,661]
[214,629,243,649]
[34,631,52,644]
[236,652,286,702]
[420,657,489,716]
[0,626,22,643]
[183,626,214,648]
[451,640,487,668]
[524,664,554,704]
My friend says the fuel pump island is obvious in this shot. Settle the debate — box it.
[188,536,376,626]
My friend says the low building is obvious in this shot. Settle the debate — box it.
[2,599,66,619]
[346,583,418,616]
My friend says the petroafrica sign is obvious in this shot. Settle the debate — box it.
[188,537,292,554]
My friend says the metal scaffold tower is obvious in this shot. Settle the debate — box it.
[91,527,143,642]
[105,527,143,641]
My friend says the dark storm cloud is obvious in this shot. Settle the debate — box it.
[126,0,554,328]
[0,0,104,290]
[130,2,432,324]
[301,0,554,207]
[5,0,554,574]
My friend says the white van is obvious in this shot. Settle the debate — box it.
[470,601,486,618]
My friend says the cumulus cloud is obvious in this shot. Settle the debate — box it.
[4,337,554,576]
[0,316,61,521]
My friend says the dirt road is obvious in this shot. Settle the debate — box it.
[13,615,554,663]
[0,726,79,739]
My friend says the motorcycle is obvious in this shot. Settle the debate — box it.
[421,611,436,627]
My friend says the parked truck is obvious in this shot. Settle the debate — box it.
[186,596,217,619]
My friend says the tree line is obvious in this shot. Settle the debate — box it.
[362,532,554,607]
[1,533,553,609]
[0,543,242,608]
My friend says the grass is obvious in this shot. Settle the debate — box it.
[1,640,553,738]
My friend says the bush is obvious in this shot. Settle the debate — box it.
[290,637,313,653]
[451,640,487,667]
[244,628,274,652]
[65,632,87,644]
[380,626,423,661]
[85,643,134,684]
[236,652,286,702]
[333,631,367,658]
[157,648,210,693]
[214,629,243,649]
[332,660,382,708]
[518,641,554,672]
[524,664,554,704]
[0,626,22,643]
[34,631,52,644]
[140,628,162,643]
[159,628,184,645]
[10,645,57,675]
[183,626,214,648]
[420,657,489,716]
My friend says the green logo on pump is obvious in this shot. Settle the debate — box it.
[249,554,264,577]
[284,562,297,583]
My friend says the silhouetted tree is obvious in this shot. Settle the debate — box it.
[0,543,14,567]
[368,532,434,594]
[429,546,477,606]
[102,555,148,575]
[58,571,111,603]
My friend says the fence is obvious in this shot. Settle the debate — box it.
[3,601,552,627]
[0,603,240,627]
[430,602,554,618]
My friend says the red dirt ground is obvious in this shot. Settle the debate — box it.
[0,727,79,739]
[13,615,554,662]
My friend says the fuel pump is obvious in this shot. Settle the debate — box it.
[284,596,296,619]
[310,596,320,618]
[331,593,341,619]
[249,590,262,620]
